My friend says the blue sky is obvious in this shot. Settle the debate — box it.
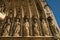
[46,0,60,28]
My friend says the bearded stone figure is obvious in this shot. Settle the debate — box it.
[42,19,50,36]
[13,19,21,37]
[23,19,29,36]
[2,24,11,37]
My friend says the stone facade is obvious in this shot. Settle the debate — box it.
[0,0,60,40]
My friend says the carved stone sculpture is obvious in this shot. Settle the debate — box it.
[33,19,40,36]
[50,20,59,36]
[23,19,29,36]
[32,15,39,36]
[2,24,11,37]
[42,19,50,36]
[47,16,59,36]
[13,19,21,37]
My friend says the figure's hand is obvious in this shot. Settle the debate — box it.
[0,12,6,20]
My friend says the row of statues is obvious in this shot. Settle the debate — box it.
[0,7,59,37]
[1,15,56,37]
[1,15,53,37]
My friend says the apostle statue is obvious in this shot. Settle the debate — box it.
[2,23,11,37]
[47,16,59,35]
[41,19,50,36]
[32,16,40,36]
[2,18,11,37]
[23,16,30,36]
[13,19,21,37]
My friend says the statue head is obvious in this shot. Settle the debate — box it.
[47,16,53,22]
[24,15,29,22]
